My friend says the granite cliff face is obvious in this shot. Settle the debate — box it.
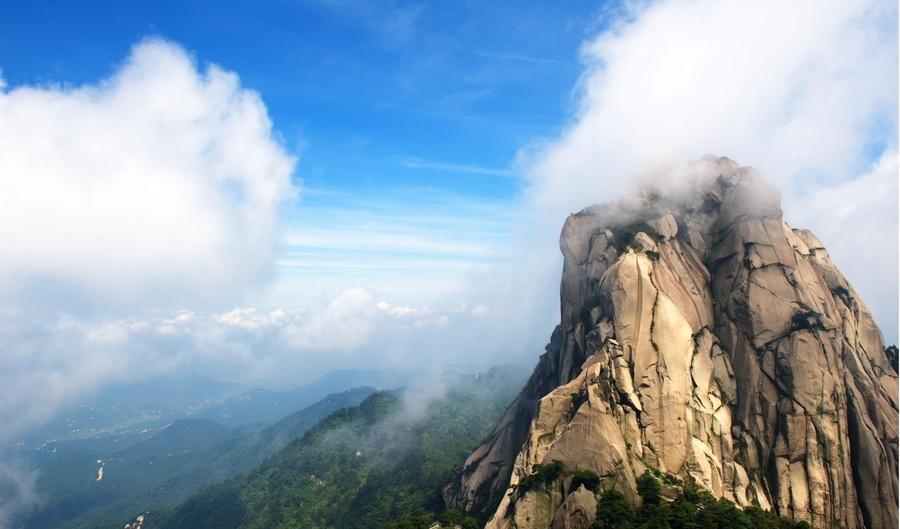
[445,158,899,529]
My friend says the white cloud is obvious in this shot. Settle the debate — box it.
[280,287,378,351]
[0,38,296,313]
[215,307,289,330]
[526,0,896,206]
[511,0,898,341]
[376,302,428,318]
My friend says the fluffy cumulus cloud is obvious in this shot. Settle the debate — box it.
[514,0,898,340]
[0,38,296,312]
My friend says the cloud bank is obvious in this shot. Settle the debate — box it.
[514,0,898,340]
[0,289,510,445]
[0,38,296,313]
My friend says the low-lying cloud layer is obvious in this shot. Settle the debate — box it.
[0,288,511,445]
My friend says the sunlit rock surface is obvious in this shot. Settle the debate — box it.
[445,157,898,529]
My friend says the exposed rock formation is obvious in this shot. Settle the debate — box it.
[445,157,899,529]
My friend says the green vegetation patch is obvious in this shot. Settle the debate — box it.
[517,460,565,492]
[593,472,811,529]
[515,461,601,495]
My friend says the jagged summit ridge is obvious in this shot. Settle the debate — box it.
[445,157,898,529]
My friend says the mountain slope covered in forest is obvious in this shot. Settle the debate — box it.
[155,366,530,529]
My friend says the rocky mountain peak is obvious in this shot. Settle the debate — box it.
[445,157,898,529]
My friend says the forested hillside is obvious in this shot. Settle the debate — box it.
[156,365,529,529]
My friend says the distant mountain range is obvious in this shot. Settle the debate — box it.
[16,367,432,529]
[192,369,422,427]
[21,369,419,451]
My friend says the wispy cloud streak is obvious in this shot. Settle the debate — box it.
[263,187,514,308]
[473,50,564,66]
[399,156,515,177]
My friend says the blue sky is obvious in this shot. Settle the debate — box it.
[0,0,598,196]
[0,0,616,308]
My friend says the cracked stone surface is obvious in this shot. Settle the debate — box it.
[443,157,898,529]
